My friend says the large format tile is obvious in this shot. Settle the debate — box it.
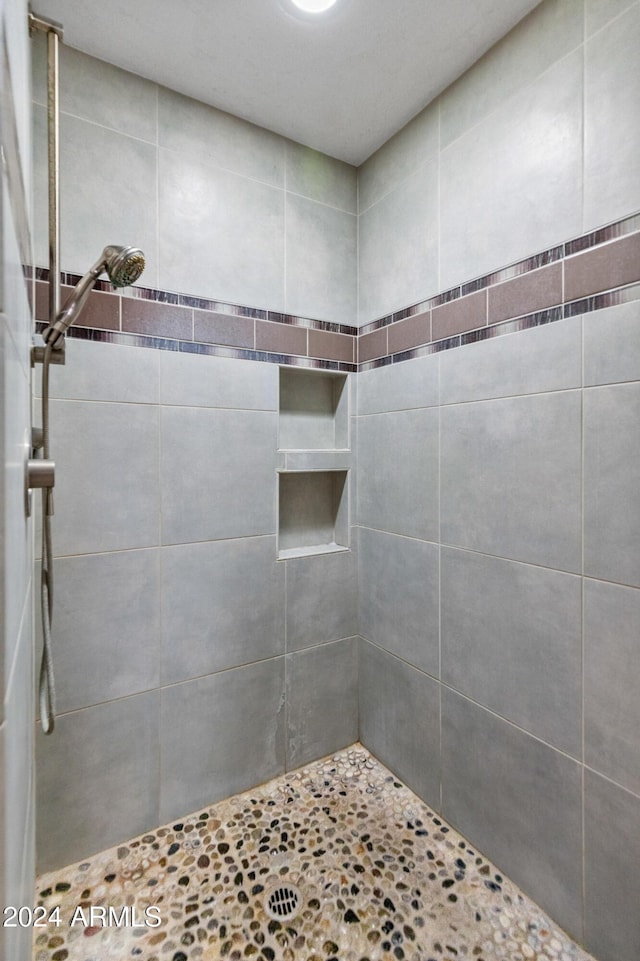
[285,141,357,213]
[357,408,439,541]
[158,149,285,309]
[583,299,640,387]
[359,640,440,808]
[586,0,639,35]
[162,536,284,684]
[440,391,582,572]
[285,548,357,652]
[285,194,357,324]
[441,689,583,941]
[36,692,160,873]
[160,350,278,411]
[440,317,582,405]
[584,578,640,794]
[357,352,439,415]
[33,108,159,285]
[584,382,640,586]
[440,0,584,148]
[60,46,158,143]
[286,638,358,769]
[584,770,640,961]
[440,51,583,291]
[44,339,160,405]
[358,160,438,324]
[357,528,439,677]
[48,550,161,713]
[159,660,285,823]
[159,86,284,188]
[160,406,277,545]
[585,3,640,228]
[50,399,160,556]
[441,548,582,755]
[358,101,439,213]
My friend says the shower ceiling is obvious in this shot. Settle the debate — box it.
[33,0,542,165]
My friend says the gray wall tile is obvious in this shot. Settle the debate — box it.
[62,45,158,143]
[441,689,583,941]
[48,549,161,713]
[440,52,583,292]
[584,382,640,586]
[33,108,159,286]
[584,578,640,794]
[358,102,439,213]
[44,339,160,405]
[357,353,439,415]
[359,640,440,809]
[158,149,285,310]
[160,406,277,545]
[158,86,284,187]
[36,692,160,873]
[358,160,439,325]
[357,528,439,677]
[585,3,640,228]
[285,194,357,324]
[357,408,439,541]
[440,0,584,148]
[440,317,582,405]
[162,536,284,684]
[584,299,640,386]
[286,549,357,652]
[286,141,357,213]
[584,770,640,961]
[286,638,358,769]
[51,399,160,556]
[441,391,582,572]
[442,548,582,755]
[159,660,285,823]
[160,351,278,411]
[586,0,639,35]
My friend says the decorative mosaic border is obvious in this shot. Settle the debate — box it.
[359,212,640,369]
[30,269,358,371]
[28,211,640,373]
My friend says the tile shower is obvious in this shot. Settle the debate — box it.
[1,0,639,959]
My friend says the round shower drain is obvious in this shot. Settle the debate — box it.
[263,882,302,920]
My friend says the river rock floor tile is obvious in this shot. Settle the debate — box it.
[33,744,597,961]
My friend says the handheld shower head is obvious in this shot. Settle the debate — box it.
[42,244,145,348]
[102,245,146,288]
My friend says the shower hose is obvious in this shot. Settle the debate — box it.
[39,339,56,734]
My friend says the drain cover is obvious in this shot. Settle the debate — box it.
[264,883,301,920]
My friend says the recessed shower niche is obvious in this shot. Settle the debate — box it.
[277,367,350,558]
[278,367,348,450]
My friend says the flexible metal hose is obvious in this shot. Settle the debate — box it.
[39,340,56,734]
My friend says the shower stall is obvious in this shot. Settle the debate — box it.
[2,0,640,959]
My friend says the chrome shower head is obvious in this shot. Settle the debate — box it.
[102,245,146,288]
[42,244,146,348]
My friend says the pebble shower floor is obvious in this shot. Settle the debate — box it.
[33,746,597,961]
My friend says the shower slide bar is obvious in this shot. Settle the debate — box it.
[26,12,147,735]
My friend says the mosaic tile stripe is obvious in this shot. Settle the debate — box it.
[33,321,357,372]
[33,279,357,368]
[359,213,640,337]
[31,213,640,370]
